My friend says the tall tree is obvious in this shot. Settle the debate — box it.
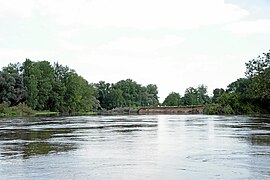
[162,92,181,106]
[226,78,250,100]
[94,81,112,109]
[245,50,270,78]
[245,51,270,112]
[0,72,27,106]
[21,59,39,109]
[182,85,210,106]
[94,79,160,109]
[63,72,98,113]
[2,63,21,75]
[145,84,159,107]
[197,84,211,104]
[182,87,198,105]
[35,61,55,110]
[212,88,225,103]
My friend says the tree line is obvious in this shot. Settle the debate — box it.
[0,59,159,113]
[208,50,270,114]
[1,59,99,114]
[94,80,159,110]
[0,50,269,114]
[161,50,269,114]
[162,85,211,107]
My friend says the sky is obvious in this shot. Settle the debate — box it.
[1,0,270,101]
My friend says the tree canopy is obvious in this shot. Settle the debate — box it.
[0,71,27,106]
[162,92,181,106]
[94,79,159,110]
[1,59,99,114]
[163,85,210,107]
[208,50,270,114]
[1,50,269,115]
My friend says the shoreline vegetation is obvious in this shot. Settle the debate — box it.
[0,50,269,118]
[0,104,265,118]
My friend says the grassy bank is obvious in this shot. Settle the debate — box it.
[0,103,34,117]
[97,107,140,115]
[204,104,260,115]
[0,102,265,118]
[34,111,60,116]
[0,103,98,118]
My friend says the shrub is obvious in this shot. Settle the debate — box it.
[204,104,223,115]
[0,103,34,117]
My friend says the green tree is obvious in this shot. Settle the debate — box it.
[21,59,39,109]
[227,78,250,99]
[182,85,210,106]
[162,92,181,106]
[245,50,270,78]
[2,62,21,74]
[245,51,270,112]
[182,87,198,105]
[197,84,211,104]
[145,84,159,107]
[109,88,125,108]
[113,79,141,107]
[35,61,55,110]
[94,81,112,109]
[63,72,98,113]
[183,87,196,105]
[0,72,27,106]
[212,88,225,103]
[46,63,73,112]
[21,60,56,110]
[94,79,159,109]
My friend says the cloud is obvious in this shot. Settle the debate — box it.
[0,0,36,18]
[0,0,248,30]
[224,19,270,35]
[0,0,258,101]
[0,48,42,67]
[98,35,185,55]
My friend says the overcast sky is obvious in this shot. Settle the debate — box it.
[1,0,270,101]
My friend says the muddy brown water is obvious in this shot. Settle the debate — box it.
[0,115,269,179]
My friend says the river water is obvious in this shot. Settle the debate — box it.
[0,115,269,179]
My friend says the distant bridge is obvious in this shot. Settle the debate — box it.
[138,106,206,115]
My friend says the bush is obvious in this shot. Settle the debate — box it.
[0,103,34,117]
[204,104,234,115]
[0,102,10,113]
[204,104,223,115]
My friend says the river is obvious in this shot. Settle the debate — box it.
[0,115,269,179]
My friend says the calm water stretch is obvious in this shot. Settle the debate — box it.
[0,115,269,179]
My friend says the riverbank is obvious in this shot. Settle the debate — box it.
[0,103,265,118]
[97,107,140,115]
[0,103,34,117]
[138,106,205,115]
[0,103,99,118]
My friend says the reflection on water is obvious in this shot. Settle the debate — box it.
[0,117,158,159]
[0,118,77,159]
[0,115,269,179]
[2,142,76,159]
[215,116,270,147]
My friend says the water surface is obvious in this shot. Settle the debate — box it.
[0,115,269,179]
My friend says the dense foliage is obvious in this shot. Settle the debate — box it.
[162,85,211,106]
[0,102,34,117]
[161,51,269,114]
[0,59,159,113]
[0,50,269,115]
[94,79,159,110]
[162,92,181,106]
[0,71,27,106]
[1,59,98,114]
[206,51,270,114]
